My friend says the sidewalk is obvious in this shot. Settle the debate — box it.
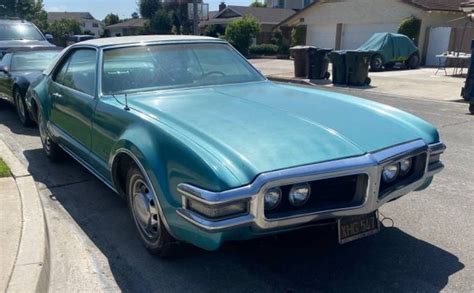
[0,139,49,293]
[250,59,465,102]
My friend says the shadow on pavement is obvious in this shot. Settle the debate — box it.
[1,100,465,292]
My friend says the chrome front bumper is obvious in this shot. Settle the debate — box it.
[176,140,445,232]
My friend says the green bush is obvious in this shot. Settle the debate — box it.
[291,26,305,47]
[398,17,421,42]
[224,16,261,56]
[249,44,279,55]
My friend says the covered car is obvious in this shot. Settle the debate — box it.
[357,32,420,71]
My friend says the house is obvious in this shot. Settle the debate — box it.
[105,18,146,37]
[276,0,470,66]
[267,0,315,10]
[200,3,295,43]
[47,12,104,38]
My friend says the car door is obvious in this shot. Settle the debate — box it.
[0,53,13,103]
[48,48,98,162]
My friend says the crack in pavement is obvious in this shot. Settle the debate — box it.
[38,179,95,190]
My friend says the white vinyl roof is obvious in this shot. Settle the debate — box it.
[79,35,221,47]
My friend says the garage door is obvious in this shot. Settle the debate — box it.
[306,25,337,49]
[341,23,399,50]
[425,27,452,66]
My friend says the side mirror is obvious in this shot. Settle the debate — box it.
[0,66,8,73]
[45,34,53,41]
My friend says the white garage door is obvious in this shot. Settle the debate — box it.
[306,25,337,49]
[425,27,452,66]
[341,23,399,50]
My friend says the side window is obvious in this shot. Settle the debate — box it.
[54,49,97,96]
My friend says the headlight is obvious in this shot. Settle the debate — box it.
[399,158,412,176]
[264,187,282,210]
[289,183,311,206]
[382,163,399,183]
[187,199,248,219]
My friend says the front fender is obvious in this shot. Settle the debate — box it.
[108,120,244,249]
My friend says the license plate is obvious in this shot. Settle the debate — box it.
[338,211,380,244]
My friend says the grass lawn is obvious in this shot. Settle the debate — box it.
[0,158,11,177]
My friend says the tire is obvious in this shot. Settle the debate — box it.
[37,109,63,162]
[14,89,33,127]
[470,103,474,115]
[324,71,331,79]
[370,54,384,71]
[365,77,371,85]
[406,54,420,69]
[126,167,176,257]
[384,62,395,70]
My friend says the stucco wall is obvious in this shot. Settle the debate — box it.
[285,0,424,27]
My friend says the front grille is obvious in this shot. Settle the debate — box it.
[265,174,368,219]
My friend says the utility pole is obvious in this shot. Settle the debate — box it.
[193,0,199,35]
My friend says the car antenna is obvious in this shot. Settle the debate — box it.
[111,94,130,111]
[124,93,130,111]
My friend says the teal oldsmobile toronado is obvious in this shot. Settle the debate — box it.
[25,36,445,256]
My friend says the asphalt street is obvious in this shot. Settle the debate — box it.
[0,87,473,292]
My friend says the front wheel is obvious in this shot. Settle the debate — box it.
[370,54,384,71]
[14,90,33,127]
[126,167,176,257]
[38,109,63,161]
[406,54,420,69]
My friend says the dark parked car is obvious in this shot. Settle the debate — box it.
[66,35,95,46]
[0,47,61,125]
[357,33,420,71]
[0,18,55,59]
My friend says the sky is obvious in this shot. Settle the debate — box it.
[43,0,253,20]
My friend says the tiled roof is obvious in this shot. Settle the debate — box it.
[404,0,465,12]
[105,18,146,29]
[47,12,98,22]
[215,6,295,24]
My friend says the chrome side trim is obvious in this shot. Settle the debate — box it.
[58,144,118,193]
[177,140,446,232]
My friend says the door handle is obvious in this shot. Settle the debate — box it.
[51,92,62,98]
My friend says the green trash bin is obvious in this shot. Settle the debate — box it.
[308,48,332,80]
[290,46,309,78]
[328,51,347,85]
[346,50,372,86]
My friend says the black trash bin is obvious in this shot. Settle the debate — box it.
[328,51,347,85]
[346,50,372,86]
[290,46,309,78]
[462,40,474,114]
[308,48,332,80]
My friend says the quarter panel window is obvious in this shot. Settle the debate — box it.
[54,49,97,96]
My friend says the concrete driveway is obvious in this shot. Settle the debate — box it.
[0,86,473,291]
[250,59,465,102]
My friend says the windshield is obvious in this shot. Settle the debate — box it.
[102,43,264,95]
[11,50,60,71]
[0,23,45,41]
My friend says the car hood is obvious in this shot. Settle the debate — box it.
[0,40,54,57]
[11,70,44,83]
[127,81,438,184]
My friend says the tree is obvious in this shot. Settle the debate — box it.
[0,0,48,32]
[250,1,266,7]
[224,17,260,56]
[104,13,120,26]
[131,12,139,19]
[398,17,421,43]
[138,0,161,19]
[145,9,173,34]
[48,19,82,46]
[203,24,225,38]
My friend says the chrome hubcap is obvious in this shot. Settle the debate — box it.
[131,179,160,239]
[16,93,25,120]
[38,112,51,152]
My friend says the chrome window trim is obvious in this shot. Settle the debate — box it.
[177,139,446,232]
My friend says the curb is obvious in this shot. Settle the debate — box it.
[0,139,50,293]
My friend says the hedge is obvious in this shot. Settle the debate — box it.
[249,44,279,56]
